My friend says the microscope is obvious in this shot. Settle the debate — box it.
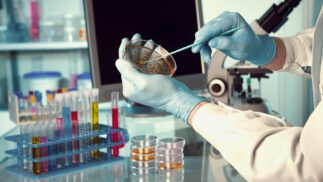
[207,0,302,114]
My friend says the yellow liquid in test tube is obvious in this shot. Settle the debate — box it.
[91,102,100,159]
[32,137,41,174]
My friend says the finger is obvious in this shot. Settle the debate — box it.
[115,59,142,82]
[192,18,224,53]
[200,45,212,64]
[150,46,164,74]
[139,39,154,62]
[120,76,136,99]
[193,19,236,51]
[130,33,141,42]
[119,38,129,59]
[129,33,142,62]
[208,36,233,50]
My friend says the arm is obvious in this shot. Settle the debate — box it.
[264,28,314,76]
[188,102,323,181]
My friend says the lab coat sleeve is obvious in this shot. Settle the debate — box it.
[192,102,323,182]
[278,28,314,77]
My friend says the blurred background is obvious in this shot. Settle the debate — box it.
[0,0,322,134]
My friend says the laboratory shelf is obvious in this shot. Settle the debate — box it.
[0,41,88,51]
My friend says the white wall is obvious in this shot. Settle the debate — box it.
[201,0,312,126]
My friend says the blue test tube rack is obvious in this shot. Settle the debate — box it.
[4,124,129,180]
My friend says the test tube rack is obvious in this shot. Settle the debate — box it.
[8,92,28,125]
[4,124,129,179]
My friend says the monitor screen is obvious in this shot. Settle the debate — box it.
[85,0,205,102]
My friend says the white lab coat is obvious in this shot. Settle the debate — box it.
[192,7,323,182]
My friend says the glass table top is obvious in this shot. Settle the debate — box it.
[0,114,247,182]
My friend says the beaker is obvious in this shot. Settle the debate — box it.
[123,39,177,76]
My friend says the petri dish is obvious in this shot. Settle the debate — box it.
[130,166,157,175]
[158,137,185,149]
[123,39,177,76]
[131,153,156,162]
[159,161,184,170]
[131,146,156,154]
[157,155,184,164]
[130,160,156,168]
[157,148,183,157]
[131,135,157,148]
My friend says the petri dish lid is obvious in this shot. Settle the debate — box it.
[131,152,156,162]
[158,156,184,164]
[131,146,157,154]
[158,137,185,149]
[131,135,157,147]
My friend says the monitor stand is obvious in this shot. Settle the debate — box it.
[124,99,170,117]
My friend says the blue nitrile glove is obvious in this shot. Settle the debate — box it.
[115,59,207,123]
[191,11,276,65]
[116,34,208,123]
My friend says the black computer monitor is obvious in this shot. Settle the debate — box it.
[84,0,205,103]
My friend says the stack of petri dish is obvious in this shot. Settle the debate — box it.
[130,135,158,175]
[157,137,185,170]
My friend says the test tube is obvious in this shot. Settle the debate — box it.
[47,94,57,171]
[39,107,48,173]
[30,95,37,122]
[91,88,100,159]
[32,100,41,174]
[111,91,119,157]
[70,91,80,164]
[63,93,73,166]
[82,90,92,161]
[55,94,65,168]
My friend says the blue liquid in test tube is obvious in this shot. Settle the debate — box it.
[63,93,73,166]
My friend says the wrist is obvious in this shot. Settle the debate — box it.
[163,90,208,124]
[188,101,209,126]
[250,35,276,65]
[262,37,286,71]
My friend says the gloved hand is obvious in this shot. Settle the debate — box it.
[116,34,208,123]
[191,11,276,65]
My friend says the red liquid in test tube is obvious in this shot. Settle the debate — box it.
[111,92,119,157]
[71,111,80,163]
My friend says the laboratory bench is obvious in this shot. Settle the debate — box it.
[0,111,247,182]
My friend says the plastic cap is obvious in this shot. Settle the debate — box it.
[62,88,68,93]
[14,92,23,99]
[70,91,78,100]
[30,95,36,103]
[55,93,64,103]
[91,88,99,96]
[35,91,42,102]
[48,94,54,102]
[82,89,91,97]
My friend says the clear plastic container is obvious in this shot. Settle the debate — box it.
[131,135,157,148]
[158,137,185,149]
[123,39,176,76]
